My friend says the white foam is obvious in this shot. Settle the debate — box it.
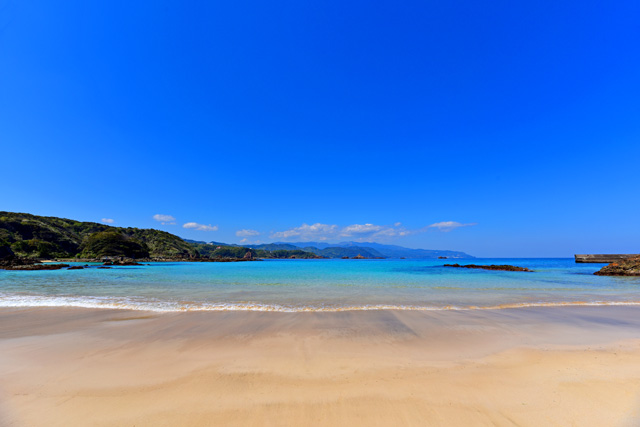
[2,294,640,313]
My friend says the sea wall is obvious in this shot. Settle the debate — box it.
[574,254,638,263]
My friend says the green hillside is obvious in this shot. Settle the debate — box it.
[310,246,382,258]
[0,211,197,259]
[248,243,384,258]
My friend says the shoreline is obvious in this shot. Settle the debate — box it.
[3,299,640,313]
[2,306,640,426]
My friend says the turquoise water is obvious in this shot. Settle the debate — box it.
[1,259,640,312]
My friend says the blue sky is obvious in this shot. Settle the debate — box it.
[1,0,639,257]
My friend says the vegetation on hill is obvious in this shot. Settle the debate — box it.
[189,242,320,259]
[0,211,197,259]
[255,249,322,259]
[248,243,302,251]
[302,246,382,258]
[78,231,150,259]
[189,242,256,259]
[247,243,383,258]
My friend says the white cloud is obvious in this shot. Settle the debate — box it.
[270,220,477,241]
[340,223,414,240]
[183,222,218,231]
[427,221,477,232]
[153,214,176,225]
[271,222,410,242]
[270,223,339,240]
[340,223,384,235]
[236,229,260,237]
[101,218,114,224]
[239,238,249,243]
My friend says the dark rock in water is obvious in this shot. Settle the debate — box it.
[67,266,84,270]
[438,256,447,259]
[0,252,46,269]
[444,263,533,272]
[594,256,640,276]
[341,256,349,259]
[98,266,112,269]
[352,254,367,259]
[3,263,70,271]
[103,258,142,266]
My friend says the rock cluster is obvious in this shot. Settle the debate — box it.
[3,263,70,271]
[594,256,640,276]
[444,264,533,272]
[103,257,143,266]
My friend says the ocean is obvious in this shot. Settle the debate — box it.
[1,258,639,312]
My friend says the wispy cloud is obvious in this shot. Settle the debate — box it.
[341,223,384,235]
[427,221,477,232]
[236,229,260,237]
[101,218,114,224]
[270,220,477,241]
[183,222,218,231]
[153,214,176,225]
[270,223,339,241]
[271,222,411,242]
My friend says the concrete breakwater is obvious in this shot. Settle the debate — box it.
[575,254,639,263]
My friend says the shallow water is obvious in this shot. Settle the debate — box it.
[1,259,639,312]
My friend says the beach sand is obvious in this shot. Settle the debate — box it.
[1,307,640,426]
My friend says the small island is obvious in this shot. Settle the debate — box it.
[444,263,534,272]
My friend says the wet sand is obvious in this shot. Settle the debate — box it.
[1,306,640,426]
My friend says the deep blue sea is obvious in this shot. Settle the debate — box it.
[1,259,639,312]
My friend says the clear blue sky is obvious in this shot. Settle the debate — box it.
[1,0,639,257]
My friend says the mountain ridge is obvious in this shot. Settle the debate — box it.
[271,241,474,259]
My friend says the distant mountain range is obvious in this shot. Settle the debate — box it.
[187,239,474,259]
[271,241,474,259]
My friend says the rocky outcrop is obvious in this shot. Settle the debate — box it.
[352,254,367,259]
[444,264,533,272]
[594,256,640,276]
[103,259,143,266]
[0,247,44,269]
[3,263,70,271]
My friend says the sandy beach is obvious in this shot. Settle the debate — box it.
[1,306,640,426]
